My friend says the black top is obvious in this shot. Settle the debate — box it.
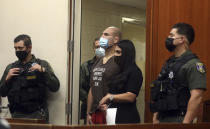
[109,64,143,124]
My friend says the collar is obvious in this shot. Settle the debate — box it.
[16,54,37,65]
[175,50,193,62]
[89,56,98,64]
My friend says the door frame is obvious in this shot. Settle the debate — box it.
[67,0,82,125]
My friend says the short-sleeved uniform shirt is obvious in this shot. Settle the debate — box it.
[90,57,120,112]
[175,50,206,90]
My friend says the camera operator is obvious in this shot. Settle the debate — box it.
[0,34,60,122]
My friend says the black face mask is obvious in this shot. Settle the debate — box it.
[114,56,124,70]
[16,50,29,61]
[165,37,176,52]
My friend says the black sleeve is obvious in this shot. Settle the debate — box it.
[40,60,60,92]
[0,64,13,97]
[79,63,89,102]
[126,67,143,96]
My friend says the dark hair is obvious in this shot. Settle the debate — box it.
[172,23,195,44]
[93,37,100,49]
[117,40,136,69]
[14,34,32,48]
[108,40,137,93]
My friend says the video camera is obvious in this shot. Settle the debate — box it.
[15,63,38,76]
[12,63,40,84]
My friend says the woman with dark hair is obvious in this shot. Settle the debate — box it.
[99,40,143,124]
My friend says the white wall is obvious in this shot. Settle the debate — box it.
[0,0,68,125]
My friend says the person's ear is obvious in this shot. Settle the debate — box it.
[180,36,186,44]
[113,36,119,44]
[27,45,32,52]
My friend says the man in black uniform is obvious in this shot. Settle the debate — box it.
[0,34,60,122]
[151,23,206,123]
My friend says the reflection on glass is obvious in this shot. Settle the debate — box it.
[80,0,146,125]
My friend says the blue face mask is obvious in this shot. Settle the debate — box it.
[95,47,105,57]
[99,37,109,48]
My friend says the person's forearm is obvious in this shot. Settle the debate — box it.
[153,112,158,119]
[86,89,94,125]
[153,112,160,123]
[40,61,60,92]
[183,94,203,123]
[43,71,60,92]
[87,89,93,114]
[112,92,136,103]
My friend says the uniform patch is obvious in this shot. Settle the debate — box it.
[196,63,205,73]
[150,83,155,88]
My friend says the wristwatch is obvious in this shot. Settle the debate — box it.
[109,95,114,102]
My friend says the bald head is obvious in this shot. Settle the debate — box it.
[101,26,121,46]
[107,26,122,41]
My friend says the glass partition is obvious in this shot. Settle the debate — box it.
[78,0,146,124]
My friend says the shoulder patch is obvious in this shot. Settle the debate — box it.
[196,62,205,73]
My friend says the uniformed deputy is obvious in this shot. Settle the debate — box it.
[0,34,60,122]
[150,23,206,123]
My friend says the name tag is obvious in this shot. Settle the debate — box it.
[26,75,37,80]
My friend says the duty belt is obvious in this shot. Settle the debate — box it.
[159,110,186,117]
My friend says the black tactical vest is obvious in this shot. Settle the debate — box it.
[8,59,46,113]
[150,53,197,113]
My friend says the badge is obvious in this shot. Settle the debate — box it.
[168,71,174,79]
[196,63,205,73]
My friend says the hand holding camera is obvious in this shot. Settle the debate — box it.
[6,62,45,82]
[29,63,44,72]
[6,68,20,81]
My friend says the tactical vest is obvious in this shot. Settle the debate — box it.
[8,59,46,113]
[150,53,197,113]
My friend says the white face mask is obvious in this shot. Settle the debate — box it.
[99,37,109,49]
[95,47,105,57]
